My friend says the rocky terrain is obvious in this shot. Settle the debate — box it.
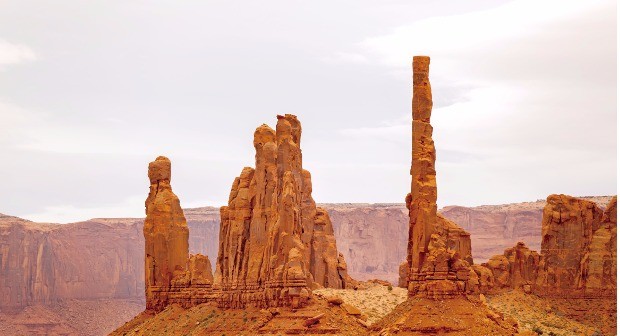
[314,283,408,324]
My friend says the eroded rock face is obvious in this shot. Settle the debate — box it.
[405,56,472,298]
[326,204,408,284]
[216,115,351,308]
[535,194,604,295]
[144,156,213,311]
[481,242,541,292]
[0,217,144,311]
[577,196,617,293]
[476,195,616,297]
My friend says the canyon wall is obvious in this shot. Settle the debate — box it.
[0,215,144,312]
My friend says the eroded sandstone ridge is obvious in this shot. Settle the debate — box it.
[536,194,616,296]
[475,194,617,298]
[215,114,353,309]
[144,156,214,311]
[405,56,474,298]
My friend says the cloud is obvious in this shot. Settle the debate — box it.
[321,51,370,65]
[0,39,36,67]
[328,0,616,207]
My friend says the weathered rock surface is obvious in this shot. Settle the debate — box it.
[325,203,409,284]
[143,156,213,312]
[0,215,144,312]
[480,242,541,292]
[216,115,352,308]
[476,195,616,299]
[536,194,615,296]
[405,56,473,298]
[2,197,613,312]
[578,196,616,293]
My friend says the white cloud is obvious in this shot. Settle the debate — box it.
[329,0,616,206]
[321,51,370,65]
[0,39,36,67]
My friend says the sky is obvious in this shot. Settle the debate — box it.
[0,0,616,223]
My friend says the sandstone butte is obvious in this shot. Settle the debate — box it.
[403,56,476,299]
[215,114,355,309]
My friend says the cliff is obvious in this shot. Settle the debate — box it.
[0,216,144,311]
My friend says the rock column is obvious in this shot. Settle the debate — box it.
[406,56,472,298]
[144,156,190,311]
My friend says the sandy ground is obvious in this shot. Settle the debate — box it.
[0,299,144,336]
[487,290,601,336]
[313,283,408,324]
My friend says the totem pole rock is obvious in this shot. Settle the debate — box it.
[405,56,473,298]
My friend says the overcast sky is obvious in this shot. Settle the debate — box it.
[0,0,616,223]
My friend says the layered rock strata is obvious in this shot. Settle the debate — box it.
[536,194,616,296]
[144,156,214,311]
[475,195,616,298]
[215,114,352,308]
[405,56,473,298]
[479,242,541,293]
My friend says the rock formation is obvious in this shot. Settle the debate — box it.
[143,156,213,311]
[480,242,540,292]
[0,215,145,312]
[577,196,616,294]
[405,56,473,298]
[215,114,352,308]
[536,194,615,296]
[475,195,616,298]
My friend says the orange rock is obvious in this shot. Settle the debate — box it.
[577,196,616,294]
[342,303,361,316]
[477,194,617,298]
[143,156,214,312]
[480,242,541,292]
[405,56,472,298]
[144,156,190,311]
[536,194,605,295]
[215,115,353,308]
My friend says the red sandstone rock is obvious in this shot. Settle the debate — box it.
[215,115,352,308]
[304,313,325,327]
[477,195,616,297]
[535,194,604,295]
[144,156,190,311]
[398,261,408,288]
[405,56,472,298]
[481,242,540,292]
[144,156,213,311]
[0,216,144,311]
[577,196,616,294]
